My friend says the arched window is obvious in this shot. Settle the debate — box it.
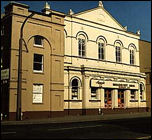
[115,42,122,63]
[98,39,105,60]
[78,35,86,57]
[130,50,135,65]
[71,78,81,100]
[129,44,136,65]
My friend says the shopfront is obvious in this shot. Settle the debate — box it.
[91,79,139,109]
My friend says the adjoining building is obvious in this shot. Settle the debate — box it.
[139,40,151,112]
[1,1,148,121]
[64,1,147,115]
[1,2,65,120]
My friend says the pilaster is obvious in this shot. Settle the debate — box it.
[112,89,118,109]
[124,90,130,108]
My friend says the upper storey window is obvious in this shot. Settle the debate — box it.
[34,35,44,47]
[115,42,122,63]
[130,50,135,65]
[129,44,136,65]
[33,54,43,73]
[98,39,105,60]
[78,35,86,57]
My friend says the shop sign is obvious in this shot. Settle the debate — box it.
[112,83,138,89]
[91,80,105,87]
[91,79,138,89]
[1,69,9,80]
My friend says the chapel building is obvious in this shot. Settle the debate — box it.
[63,1,147,115]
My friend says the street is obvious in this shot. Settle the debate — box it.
[1,117,151,139]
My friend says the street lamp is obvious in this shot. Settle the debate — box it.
[16,13,35,121]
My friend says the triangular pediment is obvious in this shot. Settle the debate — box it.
[74,6,125,31]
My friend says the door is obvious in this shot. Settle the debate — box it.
[118,89,124,108]
[104,89,112,108]
[1,81,9,120]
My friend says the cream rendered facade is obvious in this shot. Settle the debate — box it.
[64,3,147,115]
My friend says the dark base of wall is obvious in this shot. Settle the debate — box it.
[65,107,149,116]
[9,111,65,121]
[8,107,149,121]
[102,107,148,114]
[64,109,83,116]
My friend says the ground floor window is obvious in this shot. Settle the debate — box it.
[140,83,144,101]
[130,90,136,100]
[91,87,98,100]
[71,78,79,100]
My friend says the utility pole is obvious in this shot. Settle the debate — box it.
[16,13,35,121]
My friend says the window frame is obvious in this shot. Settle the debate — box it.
[91,87,98,100]
[33,84,43,104]
[78,38,86,57]
[98,42,105,60]
[71,78,79,100]
[116,46,121,63]
[130,90,136,100]
[34,36,44,47]
[130,49,135,65]
[33,54,44,73]
[140,83,145,101]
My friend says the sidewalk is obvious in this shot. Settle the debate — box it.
[1,112,151,126]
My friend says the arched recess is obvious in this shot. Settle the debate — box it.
[64,29,68,38]
[96,35,107,45]
[114,40,124,49]
[27,35,52,50]
[70,76,82,87]
[76,31,89,42]
[128,43,137,52]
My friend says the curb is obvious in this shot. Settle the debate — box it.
[1,112,151,126]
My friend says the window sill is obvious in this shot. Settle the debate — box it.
[130,64,136,66]
[140,100,146,102]
[33,71,44,74]
[130,100,138,102]
[33,44,44,48]
[115,62,123,65]
[32,102,43,104]
[89,100,101,102]
[64,100,82,102]
[98,59,105,61]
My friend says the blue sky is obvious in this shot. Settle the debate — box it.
[1,1,151,42]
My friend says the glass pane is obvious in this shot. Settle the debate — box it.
[34,63,42,71]
[34,54,42,62]
[82,50,85,56]
[34,36,42,45]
